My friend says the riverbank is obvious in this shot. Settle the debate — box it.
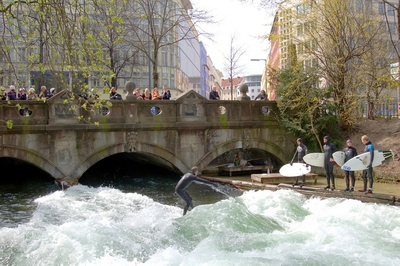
[202,173,400,206]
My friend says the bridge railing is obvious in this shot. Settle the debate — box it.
[0,90,278,131]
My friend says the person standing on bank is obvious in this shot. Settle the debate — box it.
[323,136,338,191]
[209,86,220,100]
[360,135,374,194]
[343,139,357,192]
[291,138,308,187]
[175,166,215,216]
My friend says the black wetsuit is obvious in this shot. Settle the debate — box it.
[343,146,357,189]
[292,143,308,185]
[323,141,338,188]
[362,141,374,191]
[175,172,213,215]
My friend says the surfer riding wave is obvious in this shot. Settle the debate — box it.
[175,166,215,216]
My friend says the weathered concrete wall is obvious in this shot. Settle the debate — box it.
[0,89,293,184]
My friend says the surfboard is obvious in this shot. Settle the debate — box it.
[341,150,386,171]
[279,163,311,177]
[332,151,346,166]
[303,153,325,167]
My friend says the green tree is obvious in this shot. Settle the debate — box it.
[275,65,340,151]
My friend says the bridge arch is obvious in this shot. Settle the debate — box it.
[1,146,66,179]
[69,142,189,180]
[196,139,287,173]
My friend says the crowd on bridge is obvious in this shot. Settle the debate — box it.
[110,85,172,101]
[1,85,57,101]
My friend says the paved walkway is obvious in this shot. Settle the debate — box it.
[202,174,400,206]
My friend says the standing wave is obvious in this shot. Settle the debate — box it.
[0,185,399,266]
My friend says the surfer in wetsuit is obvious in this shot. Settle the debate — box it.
[323,136,338,191]
[291,138,308,187]
[360,135,374,194]
[343,139,357,192]
[175,166,215,215]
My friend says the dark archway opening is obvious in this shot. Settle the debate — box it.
[0,157,58,227]
[79,152,184,200]
[203,148,282,175]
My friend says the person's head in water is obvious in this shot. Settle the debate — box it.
[191,166,198,175]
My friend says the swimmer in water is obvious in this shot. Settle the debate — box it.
[175,166,215,215]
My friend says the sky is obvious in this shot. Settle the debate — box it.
[190,0,274,78]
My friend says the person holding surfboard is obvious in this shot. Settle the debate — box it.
[360,135,374,194]
[343,139,358,192]
[175,166,216,216]
[291,138,308,187]
[323,136,338,190]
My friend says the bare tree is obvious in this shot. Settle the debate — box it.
[223,34,245,100]
[88,0,139,89]
[123,0,213,88]
[300,0,392,127]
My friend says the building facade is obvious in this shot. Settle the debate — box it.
[0,0,221,99]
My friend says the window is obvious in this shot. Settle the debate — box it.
[379,3,385,15]
[297,24,303,36]
[388,5,395,16]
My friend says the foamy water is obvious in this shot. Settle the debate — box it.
[1,185,399,265]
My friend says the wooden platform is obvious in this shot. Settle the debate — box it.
[251,172,318,185]
[218,165,270,177]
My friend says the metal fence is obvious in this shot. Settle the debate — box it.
[359,99,400,118]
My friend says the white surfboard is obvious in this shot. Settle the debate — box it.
[303,153,325,167]
[341,150,386,171]
[279,163,311,177]
[333,151,346,166]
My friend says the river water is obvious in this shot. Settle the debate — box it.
[1,174,400,265]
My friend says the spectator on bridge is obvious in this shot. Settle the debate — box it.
[152,86,161,100]
[209,86,220,100]
[175,166,216,216]
[27,88,38,100]
[143,88,151,100]
[49,88,56,98]
[255,90,268,101]
[39,86,50,99]
[7,85,17,100]
[133,88,142,99]
[18,88,27,100]
[109,86,122,100]
[161,85,171,100]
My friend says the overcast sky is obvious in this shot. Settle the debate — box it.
[190,0,274,78]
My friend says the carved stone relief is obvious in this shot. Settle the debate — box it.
[57,148,72,165]
[55,104,75,118]
[242,129,252,149]
[206,129,218,151]
[183,104,197,116]
[125,131,138,152]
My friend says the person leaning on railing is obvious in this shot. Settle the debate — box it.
[209,86,220,100]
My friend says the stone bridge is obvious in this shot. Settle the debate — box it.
[0,84,294,185]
